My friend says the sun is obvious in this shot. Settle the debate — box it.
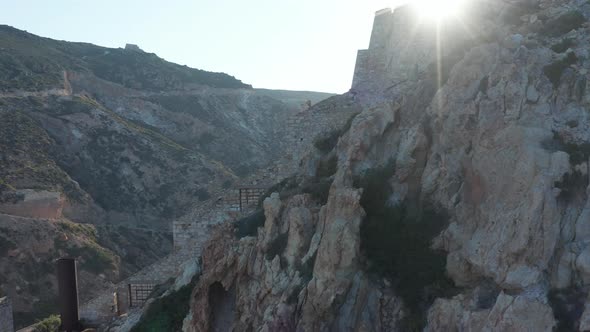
[410,0,467,21]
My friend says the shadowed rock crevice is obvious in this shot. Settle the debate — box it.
[208,282,236,332]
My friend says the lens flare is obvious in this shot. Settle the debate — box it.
[411,0,467,21]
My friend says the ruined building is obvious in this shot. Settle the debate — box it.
[352,6,468,94]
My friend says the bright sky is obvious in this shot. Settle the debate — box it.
[0,0,400,93]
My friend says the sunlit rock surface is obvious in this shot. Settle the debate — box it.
[182,0,590,330]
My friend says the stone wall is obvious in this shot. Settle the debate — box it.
[0,297,14,332]
[173,222,212,252]
[278,96,361,176]
[0,190,64,219]
[351,5,467,94]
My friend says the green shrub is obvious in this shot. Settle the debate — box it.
[32,315,60,332]
[235,210,266,238]
[540,11,586,37]
[297,253,317,284]
[257,176,300,207]
[0,234,16,256]
[57,221,97,240]
[286,284,303,305]
[316,154,337,178]
[314,129,342,153]
[543,52,578,88]
[547,131,590,165]
[56,240,117,274]
[354,163,455,331]
[555,170,588,201]
[131,276,199,332]
[313,113,358,153]
[353,160,396,210]
[548,288,587,332]
[82,245,117,274]
[301,178,333,205]
[551,38,576,53]
[193,188,211,201]
[265,233,289,261]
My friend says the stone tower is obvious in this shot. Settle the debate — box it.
[351,5,467,94]
[352,8,394,92]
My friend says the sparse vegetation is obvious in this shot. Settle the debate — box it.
[543,52,578,88]
[540,10,586,37]
[131,275,199,332]
[257,176,300,207]
[551,38,576,53]
[314,129,342,153]
[0,25,249,92]
[193,188,211,201]
[32,315,60,332]
[297,253,317,284]
[548,288,588,332]
[301,178,333,205]
[0,110,85,201]
[235,209,266,238]
[555,170,588,201]
[55,235,117,274]
[265,233,289,260]
[354,162,455,331]
[0,233,16,256]
[544,131,590,165]
[316,154,337,178]
[313,113,358,153]
[57,220,97,239]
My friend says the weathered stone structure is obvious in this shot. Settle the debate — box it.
[0,297,14,332]
[124,44,144,52]
[351,6,466,94]
[0,190,64,219]
[173,222,211,252]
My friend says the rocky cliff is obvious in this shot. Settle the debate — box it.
[178,0,590,331]
[0,25,332,328]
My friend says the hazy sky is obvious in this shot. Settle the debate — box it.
[0,0,399,93]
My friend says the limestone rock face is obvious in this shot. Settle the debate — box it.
[427,292,555,332]
[184,0,590,330]
[185,192,402,332]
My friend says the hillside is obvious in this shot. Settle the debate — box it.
[0,25,332,328]
[0,25,250,92]
[160,1,590,331]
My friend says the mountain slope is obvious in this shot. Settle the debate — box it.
[0,25,332,328]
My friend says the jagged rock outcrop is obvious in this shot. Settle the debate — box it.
[181,0,590,330]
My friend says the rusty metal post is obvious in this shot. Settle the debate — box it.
[239,188,243,211]
[128,284,133,308]
[56,258,82,332]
